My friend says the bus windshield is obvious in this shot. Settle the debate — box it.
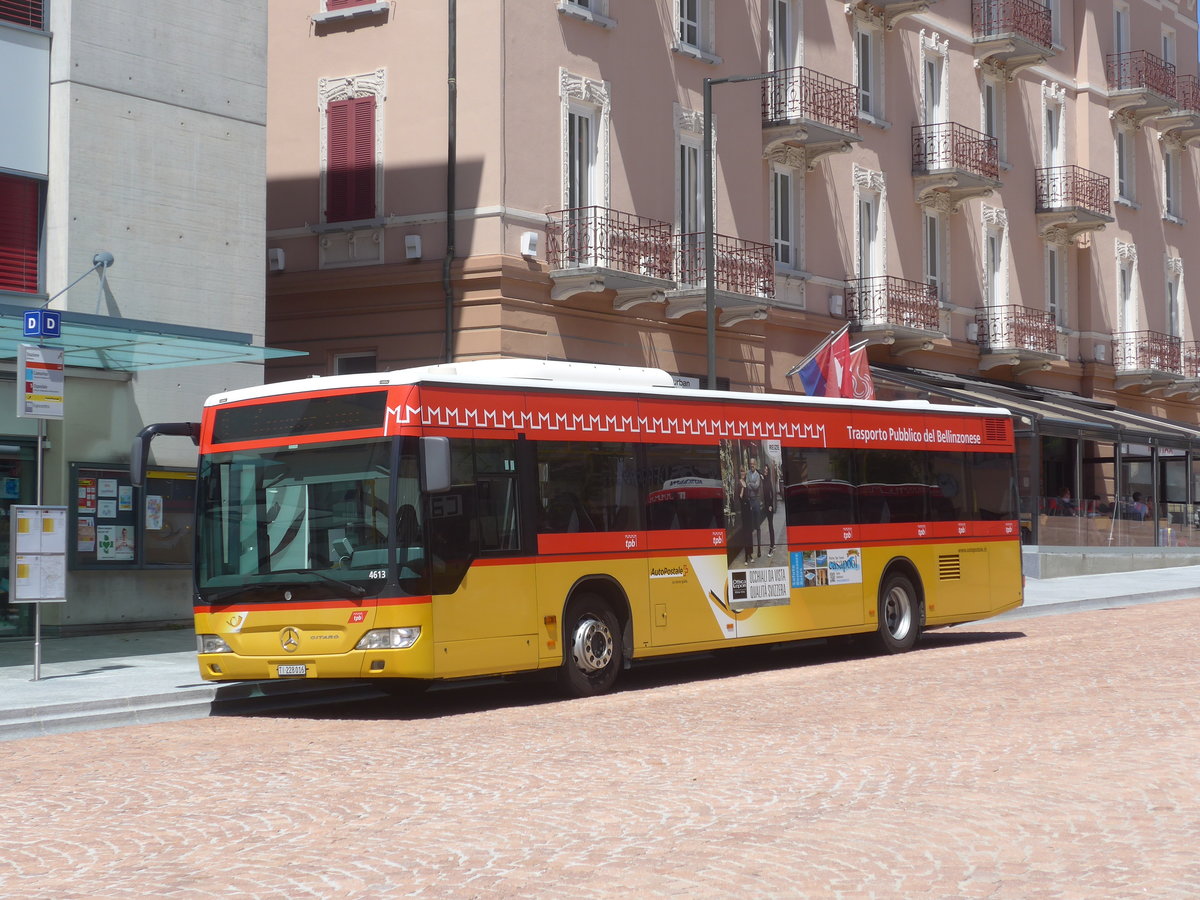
[196,437,418,602]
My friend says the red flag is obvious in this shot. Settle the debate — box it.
[848,345,875,400]
[814,327,851,398]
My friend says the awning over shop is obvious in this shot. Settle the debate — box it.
[0,302,306,372]
[872,366,1200,449]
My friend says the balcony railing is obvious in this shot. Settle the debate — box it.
[972,0,1052,48]
[1112,330,1181,373]
[762,67,859,135]
[1182,341,1200,378]
[1106,50,1177,100]
[846,276,939,331]
[547,207,674,280]
[975,305,1057,354]
[1174,74,1200,114]
[675,233,774,300]
[1035,166,1111,217]
[912,122,999,180]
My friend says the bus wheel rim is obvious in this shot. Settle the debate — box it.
[572,617,614,673]
[883,587,912,640]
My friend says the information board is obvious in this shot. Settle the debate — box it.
[10,506,67,602]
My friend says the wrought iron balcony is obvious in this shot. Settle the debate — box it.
[974,305,1060,371]
[972,0,1053,73]
[912,122,1000,209]
[1034,166,1113,240]
[1112,330,1183,391]
[667,233,774,325]
[1113,330,1181,372]
[1182,341,1200,378]
[1157,75,1200,142]
[762,67,861,166]
[547,207,675,307]
[1107,51,1177,121]
[846,276,941,352]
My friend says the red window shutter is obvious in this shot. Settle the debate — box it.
[0,174,41,294]
[326,0,375,9]
[0,0,45,29]
[326,96,377,223]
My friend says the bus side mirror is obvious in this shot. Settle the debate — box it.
[130,422,201,487]
[420,436,452,494]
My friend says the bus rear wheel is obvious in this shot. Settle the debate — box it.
[558,595,622,697]
[876,572,920,654]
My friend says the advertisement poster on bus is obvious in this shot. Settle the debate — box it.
[722,438,790,608]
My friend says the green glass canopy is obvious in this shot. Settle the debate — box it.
[0,303,305,371]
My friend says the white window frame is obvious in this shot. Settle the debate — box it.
[1164,146,1183,222]
[557,0,616,29]
[1116,242,1138,335]
[856,191,882,279]
[675,0,716,59]
[1116,126,1135,204]
[856,25,884,122]
[1046,242,1066,327]
[559,70,611,212]
[981,74,1007,164]
[1114,4,1130,57]
[1046,0,1062,47]
[772,164,799,270]
[923,209,945,299]
[1162,27,1177,69]
[982,207,1009,311]
[770,0,800,71]
[1167,264,1182,339]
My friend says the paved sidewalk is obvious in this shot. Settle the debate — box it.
[2,564,1197,742]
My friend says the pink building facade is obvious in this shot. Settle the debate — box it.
[266,0,1200,568]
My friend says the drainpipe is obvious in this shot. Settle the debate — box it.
[443,0,457,363]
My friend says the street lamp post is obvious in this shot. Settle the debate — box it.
[703,73,772,390]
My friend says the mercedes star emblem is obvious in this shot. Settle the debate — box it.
[280,627,301,653]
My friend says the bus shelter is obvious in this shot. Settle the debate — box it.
[870,367,1200,550]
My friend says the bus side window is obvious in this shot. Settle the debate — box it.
[783,447,855,526]
[642,443,724,531]
[537,441,640,534]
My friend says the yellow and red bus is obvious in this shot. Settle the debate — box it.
[133,359,1022,696]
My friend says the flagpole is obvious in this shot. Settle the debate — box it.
[786,322,851,377]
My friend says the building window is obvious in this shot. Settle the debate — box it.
[325,96,377,223]
[1114,5,1130,56]
[561,71,611,211]
[567,106,597,211]
[334,352,377,376]
[856,26,882,119]
[1166,263,1182,339]
[557,0,614,27]
[0,173,41,294]
[772,167,796,268]
[982,76,1007,164]
[923,210,944,298]
[982,209,1008,309]
[1046,0,1062,46]
[677,0,713,55]
[1162,27,1177,69]
[857,192,881,279]
[1164,147,1182,220]
[770,0,799,71]
[0,0,44,29]
[1046,243,1065,326]
[1116,128,1134,203]
[1117,251,1137,334]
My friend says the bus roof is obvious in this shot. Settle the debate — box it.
[207,358,1011,418]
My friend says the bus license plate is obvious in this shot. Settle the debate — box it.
[277,664,307,677]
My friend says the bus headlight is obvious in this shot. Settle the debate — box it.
[197,634,233,654]
[355,627,421,650]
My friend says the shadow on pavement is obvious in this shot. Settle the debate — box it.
[219,627,1028,724]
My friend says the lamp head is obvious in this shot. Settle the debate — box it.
[93,251,115,269]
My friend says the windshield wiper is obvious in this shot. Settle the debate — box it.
[272,568,367,597]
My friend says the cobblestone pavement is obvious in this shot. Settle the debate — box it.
[2,600,1199,899]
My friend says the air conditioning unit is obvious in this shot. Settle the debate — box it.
[405,235,422,260]
[828,294,844,317]
[520,231,539,258]
[267,248,285,272]
[1094,343,1107,363]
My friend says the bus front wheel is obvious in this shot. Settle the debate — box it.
[876,572,920,654]
[558,595,622,697]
